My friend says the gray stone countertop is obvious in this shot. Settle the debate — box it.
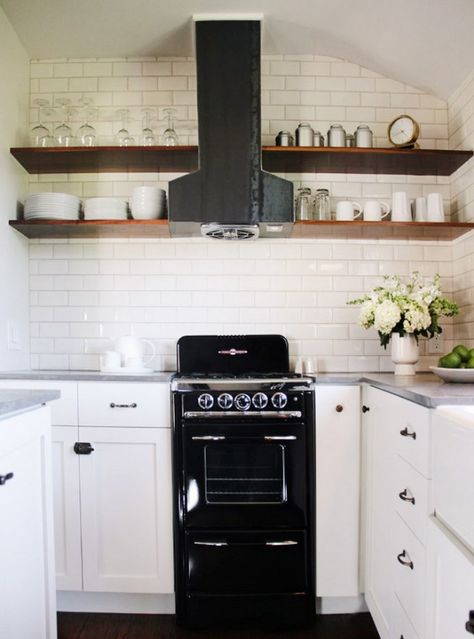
[0,370,473,409]
[0,389,60,418]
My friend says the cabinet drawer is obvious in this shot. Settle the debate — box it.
[393,514,426,638]
[394,455,430,545]
[392,592,421,639]
[78,382,170,427]
[0,379,77,426]
[392,396,430,478]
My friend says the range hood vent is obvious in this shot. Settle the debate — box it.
[168,19,294,239]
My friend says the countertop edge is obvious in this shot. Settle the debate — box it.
[0,389,61,418]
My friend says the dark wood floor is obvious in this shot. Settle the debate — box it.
[57,612,380,639]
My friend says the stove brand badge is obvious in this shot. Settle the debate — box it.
[217,348,248,356]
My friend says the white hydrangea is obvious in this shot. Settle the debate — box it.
[373,300,401,335]
[358,300,375,329]
[403,303,431,333]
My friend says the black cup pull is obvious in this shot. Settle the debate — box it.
[399,489,416,505]
[335,404,344,413]
[466,610,474,634]
[0,472,14,485]
[400,426,416,440]
[74,442,95,455]
[110,402,137,409]
[362,405,370,413]
[397,549,414,570]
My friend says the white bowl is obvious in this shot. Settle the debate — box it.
[430,366,474,383]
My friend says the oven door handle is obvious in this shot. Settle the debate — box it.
[193,540,298,548]
[191,436,226,441]
[264,435,297,441]
[191,435,297,442]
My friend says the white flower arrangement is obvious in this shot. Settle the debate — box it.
[348,272,459,348]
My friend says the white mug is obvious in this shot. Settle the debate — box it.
[124,356,146,371]
[100,350,121,371]
[426,192,445,222]
[413,197,427,222]
[363,200,390,222]
[391,191,412,222]
[336,200,362,221]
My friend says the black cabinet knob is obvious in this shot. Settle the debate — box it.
[335,404,344,413]
[0,472,14,485]
[362,405,370,413]
[466,610,474,634]
[74,442,95,455]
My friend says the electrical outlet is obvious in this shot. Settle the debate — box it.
[428,333,444,354]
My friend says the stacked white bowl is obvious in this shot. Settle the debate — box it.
[83,197,128,220]
[130,186,166,220]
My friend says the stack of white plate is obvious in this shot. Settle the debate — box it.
[24,192,81,220]
[83,197,128,220]
[130,186,167,220]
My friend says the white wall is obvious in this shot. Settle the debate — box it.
[0,7,30,369]
[25,54,456,372]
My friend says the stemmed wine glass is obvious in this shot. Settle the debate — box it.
[54,98,75,147]
[140,108,156,146]
[31,99,54,147]
[162,108,179,146]
[115,109,135,146]
[76,97,97,147]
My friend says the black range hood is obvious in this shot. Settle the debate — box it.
[168,19,294,240]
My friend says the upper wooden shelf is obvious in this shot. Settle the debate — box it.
[9,219,474,241]
[10,145,473,176]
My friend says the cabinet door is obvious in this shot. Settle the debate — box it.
[79,426,173,593]
[426,517,474,639]
[315,385,361,597]
[0,407,56,639]
[363,385,398,639]
[52,426,82,590]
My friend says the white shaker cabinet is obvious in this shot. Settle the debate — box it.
[315,384,361,598]
[0,406,56,639]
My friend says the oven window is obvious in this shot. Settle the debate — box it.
[204,444,286,504]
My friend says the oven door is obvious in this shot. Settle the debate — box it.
[180,421,309,529]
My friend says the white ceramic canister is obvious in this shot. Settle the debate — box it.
[355,124,373,148]
[327,124,346,147]
[295,123,314,147]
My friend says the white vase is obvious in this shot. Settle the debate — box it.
[390,333,419,375]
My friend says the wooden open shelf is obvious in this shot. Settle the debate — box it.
[10,145,473,176]
[9,219,474,241]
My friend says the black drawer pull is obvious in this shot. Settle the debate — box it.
[0,472,14,485]
[110,402,137,409]
[397,550,414,570]
[399,489,416,505]
[362,405,370,413]
[466,610,474,634]
[335,404,344,413]
[74,442,95,455]
[400,427,416,439]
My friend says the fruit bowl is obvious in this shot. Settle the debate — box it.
[430,366,474,383]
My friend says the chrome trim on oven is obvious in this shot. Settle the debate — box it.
[192,436,226,441]
[264,436,297,441]
[194,541,228,547]
[184,410,302,419]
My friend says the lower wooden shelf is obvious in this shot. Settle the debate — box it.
[9,219,474,241]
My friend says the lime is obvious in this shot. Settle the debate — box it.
[466,357,474,369]
[453,345,470,362]
[469,349,474,359]
[438,352,462,368]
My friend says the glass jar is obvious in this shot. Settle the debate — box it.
[295,187,313,220]
[314,189,330,221]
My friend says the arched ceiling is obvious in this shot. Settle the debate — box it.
[1,0,473,99]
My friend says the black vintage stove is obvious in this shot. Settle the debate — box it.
[171,335,316,628]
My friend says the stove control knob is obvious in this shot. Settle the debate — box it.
[234,393,251,411]
[252,392,268,409]
[271,392,288,409]
[198,393,214,410]
[218,393,234,410]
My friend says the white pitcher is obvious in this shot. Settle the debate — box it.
[114,336,156,368]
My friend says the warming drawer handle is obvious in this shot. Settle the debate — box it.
[191,436,226,441]
[0,472,14,486]
[110,402,137,409]
[193,540,298,548]
[465,610,474,634]
[265,540,298,546]
[397,549,414,570]
[399,489,416,505]
[194,541,228,547]
[264,436,297,441]
[400,426,416,440]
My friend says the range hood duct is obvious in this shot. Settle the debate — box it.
[168,19,294,240]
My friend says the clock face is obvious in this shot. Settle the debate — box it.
[389,116,418,146]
